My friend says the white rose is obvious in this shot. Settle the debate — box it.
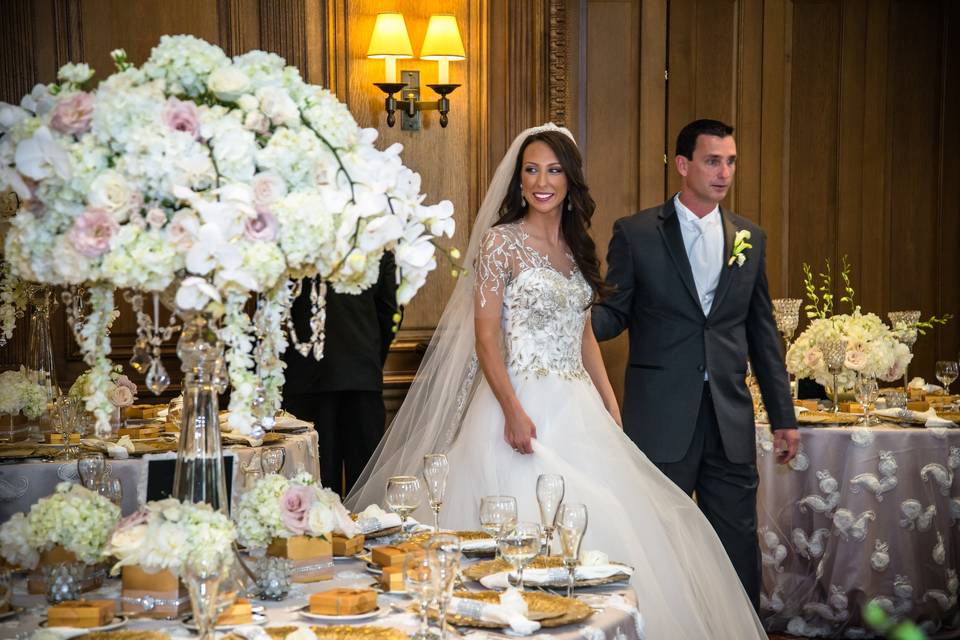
[257,87,299,127]
[250,172,287,209]
[106,523,148,559]
[306,504,335,536]
[207,66,250,102]
[89,170,133,221]
[237,94,259,112]
[243,111,270,134]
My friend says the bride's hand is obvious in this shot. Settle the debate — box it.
[504,407,537,454]
[607,402,623,429]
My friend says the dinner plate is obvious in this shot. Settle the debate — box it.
[41,615,128,632]
[181,612,268,631]
[365,561,383,575]
[298,605,384,622]
[0,607,23,622]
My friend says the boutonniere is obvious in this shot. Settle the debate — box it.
[728,229,752,267]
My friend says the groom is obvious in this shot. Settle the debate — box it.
[592,119,798,608]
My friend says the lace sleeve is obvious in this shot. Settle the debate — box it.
[474,227,515,314]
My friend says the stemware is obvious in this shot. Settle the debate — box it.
[184,552,228,640]
[425,533,461,639]
[98,477,123,507]
[422,453,449,532]
[385,476,422,540]
[854,375,880,426]
[888,310,922,389]
[935,361,958,396]
[77,452,107,489]
[52,395,79,459]
[772,298,803,399]
[498,522,541,591]
[404,550,437,640]
[821,338,847,412]
[535,474,564,555]
[478,495,518,559]
[260,447,286,474]
[556,503,588,597]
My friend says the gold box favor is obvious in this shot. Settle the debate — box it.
[125,405,163,420]
[838,402,874,414]
[120,565,189,618]
[332,534,364,557]
[793,399,819,411]
[47,599,116,628]
[907,401,930,412]
[267,535,332,583]
[117,425,161,439]
[217,598,253,626]
[379,566,405,592]
[310,588,378,615]
[44,432,81,444]
[371,542,420,568]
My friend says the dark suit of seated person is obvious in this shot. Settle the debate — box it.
[281,252,398,496]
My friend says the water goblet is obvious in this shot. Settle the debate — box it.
[556,503,588,597]
[821,338,847,412]
[498,522,541,591]
[888,310,922,388]
[426,533,461,638]
[404,550,438,640]
[77,452,106,488]
[385,475,422,540]
[478,495,518,560]
[422,453,449,532]
[935,361,958,396]
[260,447,286,474]
[536,474,564,555]
[854,375,880,426]
[98,477,123,507]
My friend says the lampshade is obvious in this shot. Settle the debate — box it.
[420,14,465,60]
[367,13,414,58]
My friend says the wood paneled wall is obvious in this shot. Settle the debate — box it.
[572,0,960,400]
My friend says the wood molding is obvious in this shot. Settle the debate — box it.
[548,0,568,126]
[51,0,83,69]
[259,0,308,74]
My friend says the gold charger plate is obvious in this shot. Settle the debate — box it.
[463,556,632,588]
[252,626,408,640]
[406,530,494,547]
[797,411,861,425]
[429,590,592,629]
[79,632,169,640]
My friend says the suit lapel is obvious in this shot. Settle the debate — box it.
[708,207,739,319]
[657,200,702,314]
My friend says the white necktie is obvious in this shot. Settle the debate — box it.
[690,226,712,313]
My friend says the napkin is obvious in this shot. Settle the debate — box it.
[908,377,944,394]
[461,537,497,552]
[355,504,403,533]
[874,407,956,428]
[448,589,541,635]
[579,549,609,566]
[222,431,264,447]
[80,437,132,459]
[479,564,633,589]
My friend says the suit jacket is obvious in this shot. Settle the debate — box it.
[592,198,796,464]
[282,252,398,394]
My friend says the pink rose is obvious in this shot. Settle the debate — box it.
[115,374,138,395]
[145,207,167,230]
[49,92,94,135]
[251,172,286,208]
[803,347,823,369]
[280,485,314,535]
[107,384,135,407]
[244,210,278,242]
[162,97,201,139]
[844,349,868,372]
[69,207,118,257]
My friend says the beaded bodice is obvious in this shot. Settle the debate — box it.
[475,222,592,380]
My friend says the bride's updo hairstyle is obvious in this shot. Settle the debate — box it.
[495,129,611,303]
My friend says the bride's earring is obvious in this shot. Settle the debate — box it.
[566,198,572,211]
[521,192,527,207]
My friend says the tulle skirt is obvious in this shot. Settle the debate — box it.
[434,372,766,639]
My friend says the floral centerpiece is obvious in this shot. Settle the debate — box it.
[0,35,454,436]
[233,472,357,550]
[0,482,120,571]
[0,366,48,421]
[70,365,138,419]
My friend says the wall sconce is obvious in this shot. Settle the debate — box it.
[368,13,465,129]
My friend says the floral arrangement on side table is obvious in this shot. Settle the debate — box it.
[0,366,49,421]
[0,482,120,570]
[233,472,357,550]
[104,498,235,576]
[0,35,455,436]
[70,365,138,423]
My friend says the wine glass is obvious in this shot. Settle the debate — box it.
[425,533,461,638]
[821,338,847,413]
[52,395,77,459]
[772,298,803,399]
[935,361,958,396]
[556,503,588,597]
[854,375,880,426]
[184,551,227,640]
[888,310,922,389]
[385,475,422,539]
[260,447,286,474]
[498,522,541,591]
[404,550,437,640]
[478,495,517,560]
[77,452,106,489]
[98,477,123,507]
[422,453,449,532]
[536,474,564,555]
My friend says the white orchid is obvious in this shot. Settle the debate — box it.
[15,126,71,181]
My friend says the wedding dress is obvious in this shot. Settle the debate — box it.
[346,124,765,638]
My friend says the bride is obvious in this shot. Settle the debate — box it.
[346,124,767,638]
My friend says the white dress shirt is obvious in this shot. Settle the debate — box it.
[674,194,724,316]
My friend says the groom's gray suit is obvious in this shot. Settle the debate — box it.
[592,196,796,607]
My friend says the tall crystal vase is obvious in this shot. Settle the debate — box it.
[27,288,58,439]
[173,314,228,513]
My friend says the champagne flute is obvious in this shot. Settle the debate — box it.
[385,475,422,540]
[183,551,226,640]
[854,375,879,426]
[498,522,541,591]
[404,550,437,640]
[422,453,449,532]
[935,361,958,396]
[426,533,461,638]
[478,495,517,560]
[536,474,564,555]
[556,503,588,597]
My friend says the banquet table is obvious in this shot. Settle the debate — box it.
[1,554,644,640]
[0,429,320,520]
[757,422,960,638]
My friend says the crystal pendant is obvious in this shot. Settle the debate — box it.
[130,338,151,373]
[145,358,171,395]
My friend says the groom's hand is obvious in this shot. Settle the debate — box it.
[773,428,799,464]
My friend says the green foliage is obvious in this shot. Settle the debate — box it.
[863,601,927,640]
[915,313,953,335]
[803,257,855,319]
